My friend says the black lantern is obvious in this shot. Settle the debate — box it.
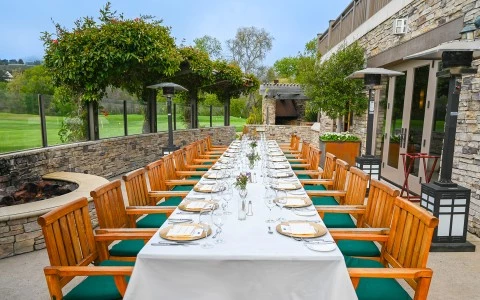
[346,68,404,189]
[403,30,480,252]
[147,82,188,155]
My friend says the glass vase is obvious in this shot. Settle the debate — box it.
[238,188,247,220]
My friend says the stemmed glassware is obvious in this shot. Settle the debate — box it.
[212,209,225,244]
[222,185,233,215]
[199,208,214,249]
[275,189,287,222]
[264,188,276,223]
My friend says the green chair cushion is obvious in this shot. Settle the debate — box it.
[189,175,202,180]
[196,168,209,171]
[172,185,193,192]
[136,213,168,228]
[311,196,338,206]
[323,213,356,228]
[344,256,412,300]
[202,161,213,165]
[157,196,183,206]
[304,184,327,191]
[64,260,134,300]
[337,240,381,257]
[289,161,301,164]
[109,239,144,257]
[297,174,312,180]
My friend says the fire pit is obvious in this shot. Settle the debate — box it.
[0,180,78,207]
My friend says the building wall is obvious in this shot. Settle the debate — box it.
[262,97,276,125]
[320,0,480,234]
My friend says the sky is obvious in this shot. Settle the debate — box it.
[0,0,351,66]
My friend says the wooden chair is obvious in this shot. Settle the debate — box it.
[146,158,197,193]
[317,179,400,258]
[172,148,206,179]
[332,197,439,300]
[281,135,301,154]
[38,197,145,299]
[90,180,174,260]
[279,134,297,150]
[206,135,228,151]
[303,159,350,203]
[184,144,214,171]
[123,167,189,207]
[296,152,337,180]
[287,141,310,165]
[198,139,223,158]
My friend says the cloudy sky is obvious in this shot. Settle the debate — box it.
[1,0,351,65]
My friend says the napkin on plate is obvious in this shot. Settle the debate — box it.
[197,185,214,192]
[281,223,316,235]
[277,183,297,189]
[166,225,203,237]
[186,201,208,209]
[285,198,306,206]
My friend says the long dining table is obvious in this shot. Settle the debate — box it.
[124,139,357,300]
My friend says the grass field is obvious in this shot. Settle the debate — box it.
[0,112,246,154]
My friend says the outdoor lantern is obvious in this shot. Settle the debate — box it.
[346,68,404,189]
[147,82,188,156]
[403,25,480,252]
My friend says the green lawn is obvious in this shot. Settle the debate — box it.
[0,112,246,154]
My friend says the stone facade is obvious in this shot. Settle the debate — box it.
[0,126,235,259]
[262,97,276,125]
[0,127,235,190]
[0,201,97,259]
[245,125,321,147]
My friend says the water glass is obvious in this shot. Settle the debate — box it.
[212,210,225,244]
[199,208,214,249]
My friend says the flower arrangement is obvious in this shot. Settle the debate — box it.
[234,173,249,190]
[250,140,257,149]
[390,134,401,143]
[246,152,260,164]
[320,132,360,142]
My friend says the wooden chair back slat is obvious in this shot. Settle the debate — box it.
[184,144,197,165]
[90,180,129,229]
[146,159,167,191]
[162,154,178,180]
[308,147,320,171]
[322,153,337,180]
[173,149,187,172]
[38,197,97,269]
[123,168,153,206]
[342,167,369,205]
[381,197,439,289]
[300,141,310,159]
[332,159,350,191]
[362,179,399,228]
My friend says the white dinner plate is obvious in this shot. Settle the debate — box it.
[304,242,337,252]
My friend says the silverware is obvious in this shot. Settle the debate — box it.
[212,228,221,239]
[151,241,200,246]
[268,226,273,234]
[168,219,193,224]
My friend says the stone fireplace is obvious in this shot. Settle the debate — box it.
[260,83,309,125]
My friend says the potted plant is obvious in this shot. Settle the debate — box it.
[319,132,361,166]
[246,152,260,169]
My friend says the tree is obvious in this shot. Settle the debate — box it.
[41,2,181,104]
[18,59,24,65]
[226,27,274,74]
[300,42,367,129]
[273,57,299,80]
[7,65,54,95]
[193,35,223,60]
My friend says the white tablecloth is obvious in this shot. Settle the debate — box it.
[124,141,357,300]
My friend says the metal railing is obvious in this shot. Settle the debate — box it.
[317,0,392,54]
[0,92,229,154]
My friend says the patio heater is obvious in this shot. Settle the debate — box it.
[147,82,188,155]
[403,23,480,252]
[346,68,404,187]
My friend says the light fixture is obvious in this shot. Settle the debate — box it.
[346,68,404,189]
[147,82,188,155]
[403,23,480,252]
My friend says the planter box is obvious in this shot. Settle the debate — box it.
[319,140,361,166]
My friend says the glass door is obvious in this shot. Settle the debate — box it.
[382,62,435,193]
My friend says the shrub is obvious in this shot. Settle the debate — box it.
[320,132,360,142]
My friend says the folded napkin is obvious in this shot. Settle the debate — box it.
[281,223,316,235]
[275,172,290,177]
[277,183,297,189]
[285,197,306,206]
[186,201,214,210]
[166,225,203,237]
[206,173,222,179]
[270,157,286,162]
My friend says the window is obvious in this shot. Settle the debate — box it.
[393,18,407,35]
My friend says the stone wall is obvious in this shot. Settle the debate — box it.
[0,127,235,190]
[0,201,97,259]
[262,97,276,125]
[456,58,480,236]
[245,125,320,146]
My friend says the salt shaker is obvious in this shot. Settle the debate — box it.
[247,200,253,216]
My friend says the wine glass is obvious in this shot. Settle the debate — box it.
[276,189,287,222]
[212,210,225,244]
[264,188,276,223]
[222,186,233,215]
[199,208,213,249]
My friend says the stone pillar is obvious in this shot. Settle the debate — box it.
[262,96,276,125]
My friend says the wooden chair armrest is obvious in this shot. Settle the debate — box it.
[348,268,433,280]
[291,163,310,168]
[185,164,211,169]
[315,205,366,214]
[96,228,157,234]
[164,180,198,186]
[288,158,308,162]
[306,190,346,197]
[330,232,389,242]
[176,171,207,176]
[329,228,390,234]
[44,266,133,276]
[148,191,188,198]
[301,179,333,185]
[199,154,221,158]
[294,170,323,175]
[193,158,217,163]
[126,206,176,214]
[94,231,154,241]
